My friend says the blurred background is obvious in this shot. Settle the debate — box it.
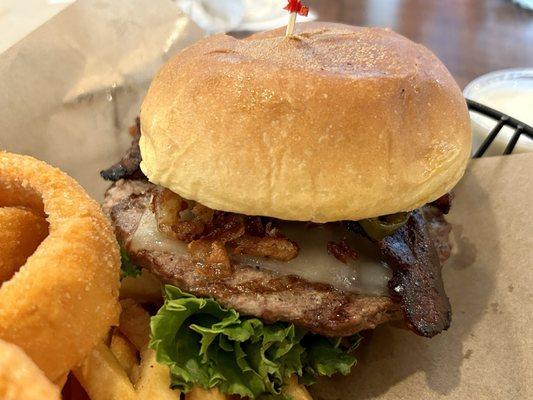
[307,0,533,88]
[310,0,533,88]
[2,0,532,88]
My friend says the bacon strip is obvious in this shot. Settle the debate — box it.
[378,210,451,337]
[327,239,358,264]
[429,192,453,214]
[101,118,144,181]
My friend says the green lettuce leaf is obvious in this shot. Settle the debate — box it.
[120,248,141,278]
[150,285,360,399]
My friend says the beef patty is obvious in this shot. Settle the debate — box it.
[104,179,451,337]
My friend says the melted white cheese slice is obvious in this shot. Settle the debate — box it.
[130,210,391,296]
[130,210,188,254]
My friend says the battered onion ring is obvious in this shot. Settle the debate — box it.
[0,339,60,400]
[0,152,121,382]
[0,207,48,282]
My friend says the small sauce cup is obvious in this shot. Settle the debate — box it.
[463,68,533,156]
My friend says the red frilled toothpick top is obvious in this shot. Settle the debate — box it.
[284,0,309,16]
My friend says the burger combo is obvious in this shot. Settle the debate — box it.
[101,21,471,398]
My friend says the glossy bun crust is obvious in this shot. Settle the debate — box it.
[140,22,471,222]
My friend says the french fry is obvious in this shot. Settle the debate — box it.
[72,300,314,400]
[109,330,139,381]
[185,386,229,400]
[135,348,180,400]
[72,342,136,400]
[119,299,151,350]
[120,268,164,304]
[282,375,313,400]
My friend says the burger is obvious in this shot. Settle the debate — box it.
[102,22,471,398]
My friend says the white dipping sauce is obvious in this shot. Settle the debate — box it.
[131,210,391,296]
[464,69,533,155]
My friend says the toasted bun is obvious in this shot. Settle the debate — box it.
[140,22,471,222]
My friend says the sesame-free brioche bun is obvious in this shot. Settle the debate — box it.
[140,22,471,222]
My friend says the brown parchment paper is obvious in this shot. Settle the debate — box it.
[0,2,532,399]
[0,0,203,201]
[310,152,533,400]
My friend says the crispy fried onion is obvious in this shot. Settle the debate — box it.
[187,240,232,276]
[326,239,359,264]
[151,188,214,241]
[152,188,299,267]
[230,235,298,262]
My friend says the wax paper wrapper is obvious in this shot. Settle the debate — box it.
[310,153,533,399]
[0,1,531,399]
[0,0,204,201]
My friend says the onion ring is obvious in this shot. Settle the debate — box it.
[0,152,121,382]
[0,339,60,400]
[0,207,48,282]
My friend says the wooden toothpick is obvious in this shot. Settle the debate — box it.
[283,0,309,37]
